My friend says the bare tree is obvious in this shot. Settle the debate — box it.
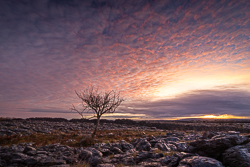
[71,86,124,138]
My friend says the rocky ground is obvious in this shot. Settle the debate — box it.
[0,118,250,167]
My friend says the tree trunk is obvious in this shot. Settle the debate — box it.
[92,117,100,139]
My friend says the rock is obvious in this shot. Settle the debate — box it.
[100,148,112,156]
[228,131,240,136]
[25,157,41,166]
[155,142,170,151]
[38,158,66,166]
[173,152,196,160]
[23,146,36,153]
[110,142,122,150]
[78,149,93,161]
[97,164,115,167]
[86,147,103,158]
[125,148,137,154]
[175,142,188,152]
[203,131,216,139]
[160,156,179,166]
[152,153,164,159]
[79,148,102,166]
[165,137,181,142]
[136,139,151,151]
[110,147,123,154]
[50,165,70,167]
[63,156,78,164]
[160,152,195,166]
[10,152,28,164]
[0,159,6,167]
[139,161,161,167]
[188,135,249,159]
[223,142,250,167]
[122,155,135,166]
[178,156,224,167]
[167,143,177,151]
[120,140,134,152]
[136,151,152,163]
[149,139,158,147]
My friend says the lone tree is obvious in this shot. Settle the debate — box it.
[71,86,124,138]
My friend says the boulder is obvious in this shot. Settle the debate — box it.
[23,146,36,153]
[25,157,41,166]
[165,137,181,142]
[202,131,216,139]
[122,155,135,166]
[99,148,112,156]
[38,158,66,166]
[136,151,152,163]
[136,139,151,151]
[188,135,249,159]
[176,142,188,152]
[110,147,123,154]
[160,152,195,166]
[138,161,161,167]
[120,140,134,152]
[178,156,224,167]
[155,142,170,151]
[97,164,115,167]
[167,143,177,151]
[160,156,179,166]
[223,142,250,167]
[78,148,102,166]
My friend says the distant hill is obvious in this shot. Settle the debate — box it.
[176,118,250,123]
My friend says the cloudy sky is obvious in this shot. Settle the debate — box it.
[0,0,250,120]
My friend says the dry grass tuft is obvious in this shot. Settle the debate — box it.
[70,162,90,167]
[0,129,167,147]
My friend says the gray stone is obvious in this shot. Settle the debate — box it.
[122,155,135,166]
[203,131,216,139]
[100,148,112,156]
[79,147,102,166]
[223,142,250,167]
[25,157,41,166]
[78,149,92,161]
[97,164,115,167]
[136,151,152,163]
[110,147,123,154]
[136,139,151,151]
[165,137,181,142]
[10,152,28,163]
[167,143,177,151]
[160,156,179,166]
[120,140,134,152]
[176,142,188,152]
[188,135,249,159]
[155,142,170,151]
[138,161,161,167]
[38,158,66,166]
[50,165,70,167]
[228,131,240,136]
[178,156,224,167]
[23,146,36,153]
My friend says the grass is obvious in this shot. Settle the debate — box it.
[0,129,168,147]
[70,162,90,167]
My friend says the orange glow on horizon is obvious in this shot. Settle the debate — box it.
[160,114,250,120]
[200,114,249,119]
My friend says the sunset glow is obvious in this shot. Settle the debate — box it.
[200,114,250,119]
[0,0,250,120]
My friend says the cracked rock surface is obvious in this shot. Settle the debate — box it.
[0,119,249,167]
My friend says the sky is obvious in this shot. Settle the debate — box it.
[0,0,250,120]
